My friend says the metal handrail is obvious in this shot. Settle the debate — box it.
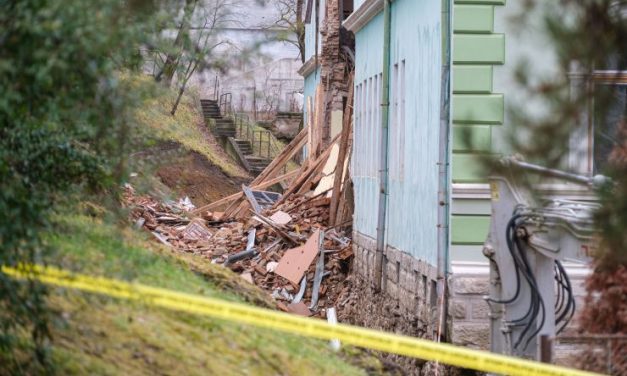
[232,113,291,173]
[219,93,232,116]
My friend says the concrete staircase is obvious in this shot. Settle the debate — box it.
[200,99,235,138]
[230,138,271,175]
[201,98,272,175]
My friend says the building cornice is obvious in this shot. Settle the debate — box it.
[298,56,319,77]
[343,0,383,33]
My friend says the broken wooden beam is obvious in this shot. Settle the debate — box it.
[275,133,341,205]
[190,169,298,216]
[329,71,354,226]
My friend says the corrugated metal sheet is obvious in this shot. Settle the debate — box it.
[352,0,442,265]
[352,13,384,239]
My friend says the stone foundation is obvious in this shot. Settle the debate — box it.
[343,232,596,373]
[449,262,592,367]
[338,232,440,375]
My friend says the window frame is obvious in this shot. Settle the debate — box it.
[568,70,627,175]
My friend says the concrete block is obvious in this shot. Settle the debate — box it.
[385,246,400,264]
[386,260,398,283]
[399,288,415,312]
[386,279,399,299]
[452,276,490,295]
[399,268,411,290]
[471,300,490,320]
[451,301,467,320]
[451,322,490,349]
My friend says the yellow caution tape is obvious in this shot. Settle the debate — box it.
[2,264,602,376]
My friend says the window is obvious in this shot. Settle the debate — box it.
[591,71,627,174]
[390,60,406,181]
[341,0,354,20]
[352,73,384,179]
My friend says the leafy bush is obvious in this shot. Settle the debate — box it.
[0,0,156,371]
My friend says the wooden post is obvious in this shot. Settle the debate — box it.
[540,335,553,363]
[329,72,354,226]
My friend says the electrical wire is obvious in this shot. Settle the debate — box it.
[555,260,575,334]
[486,214,524,305]
[513,234,546,350]
[496,213,577,352]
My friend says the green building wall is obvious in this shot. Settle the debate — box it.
[450,0,506,260]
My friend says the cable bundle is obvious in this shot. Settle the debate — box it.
[487,212,576,352]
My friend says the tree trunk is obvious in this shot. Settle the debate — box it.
[171,61,198,115]
[296,0,305,63]
[156,0,198,87]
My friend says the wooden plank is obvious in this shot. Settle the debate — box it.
[311,83,324,159]
[252,212,299,245]
[275,229,322,285]
[223,128,308,219]
[276,134,341,205]
[242,185,262,214]
[252,126,308,185]
[307,97,313,159]
[329,72,354,225]
[190,169,299,215]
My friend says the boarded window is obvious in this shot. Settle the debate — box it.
[390,60,406,181]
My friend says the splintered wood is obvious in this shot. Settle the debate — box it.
[127,72,355,318]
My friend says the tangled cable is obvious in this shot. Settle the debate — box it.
[488,212,576,351]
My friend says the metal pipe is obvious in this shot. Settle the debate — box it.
[437,0,452,280]
[435,0,453,340]
[504,157,607,186]
[374,0,392,292]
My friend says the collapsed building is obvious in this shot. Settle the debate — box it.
[134,0,624,374]
[298,0,623,374]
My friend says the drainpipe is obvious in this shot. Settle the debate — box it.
[436,0,453,340]
[374,0,392,293]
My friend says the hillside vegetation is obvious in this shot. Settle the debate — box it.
[11,208,372,375]
[1,87,382,375]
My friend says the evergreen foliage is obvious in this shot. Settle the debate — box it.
[0,0,156,371]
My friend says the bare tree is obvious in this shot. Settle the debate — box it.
[155,0,199,87]
[170,0,239,115]
[265,0,305,63]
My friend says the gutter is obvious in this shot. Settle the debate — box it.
[436,0,453,340]
[374,0,392,292]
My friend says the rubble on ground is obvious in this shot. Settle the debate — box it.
[124,187,353,318]
[124,119,356,318]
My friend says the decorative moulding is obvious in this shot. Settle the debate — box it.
[343,0,383,33]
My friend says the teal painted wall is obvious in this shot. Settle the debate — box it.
[303,66,321,127]
[352,12,384,240]
[304,0,326,62]
[352,0,443,265]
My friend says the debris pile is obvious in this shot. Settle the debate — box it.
[126,88,357,318]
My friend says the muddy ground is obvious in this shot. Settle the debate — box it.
[156,151,249,207]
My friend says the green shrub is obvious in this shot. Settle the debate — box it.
[0,0,156,371]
